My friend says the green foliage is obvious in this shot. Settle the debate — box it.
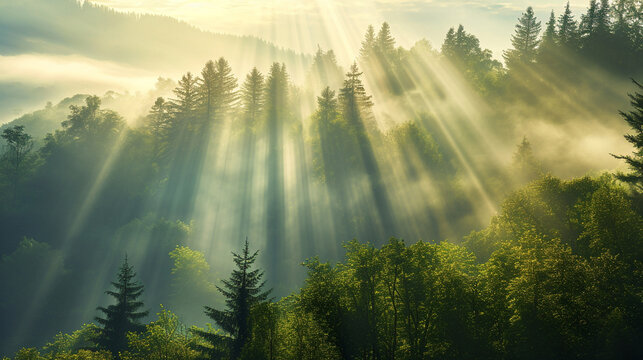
[504,6,542,69]
[168,246,217,325]
[613,81,643,191]
[42,324,101,356]
[121,306,200,360]
[442,25,502,93]
[192,240,270,360]
[95,257,149,354]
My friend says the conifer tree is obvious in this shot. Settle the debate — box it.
[199,60,217,126]
[504,6,542,68]
[543,11,558,47]
[211,57,238,123]
[170,72,200,125]
[613,81,643,191]
[557,2,579,48]
[360,25,376,61]
[340,63,373,134]
[240,67,264,130]
[146,97,171,160]
[376,22,396,58]
[595,0,611,35]
[95,257,148,355]
[192,239,270,360]
[580,0,599,39]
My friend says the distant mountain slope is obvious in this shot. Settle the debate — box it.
[0,0,310,75]
[0,0,311,123]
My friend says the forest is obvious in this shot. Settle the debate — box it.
[0,0,642,359]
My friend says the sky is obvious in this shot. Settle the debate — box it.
[88,0,591,61]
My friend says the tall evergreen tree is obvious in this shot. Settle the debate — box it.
[240,67,264,130]
[263,62,289,292]
[580,0,599,39]
[504,6,542,68]
[170,72,200,130]
[211,57,238,124]
[360,25,376,61]
[613,81,643,191]
[557,2,579,48]
[339,63,396,237]
[542,10,558,47]
[95,257,148,355]
[199,60,218,127]
[146,97,171,161]
[376,22,396,58]
[192,239,270,360]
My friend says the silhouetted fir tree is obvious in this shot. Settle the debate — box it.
[240,67,264,131]
[580,0,599,40]
[340,63,396,238]
[236,68,264,238]
[613,80,643,191]
[359,25,376,61]
[211,57,238,125]
[192,239,270,360]
[376,22,396,58]
[538,11,558,64]
[264,62,289,293]
[146,97,171,161]
[557,2,579,48]
[199,60,218,128]
[543,11,558,46]
[170,72,200,135]
[504,6,542,69]
[315,87,339,183]
[95,256,148,355]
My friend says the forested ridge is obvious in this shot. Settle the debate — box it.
[1,0,643,359]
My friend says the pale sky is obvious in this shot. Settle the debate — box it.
[88,0,591,61]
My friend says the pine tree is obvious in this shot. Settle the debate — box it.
[542,11,558,47]
[580,0,599,39]
[146,97,171,160]
[240,67,264,130]
[170,72,200,125]
[612,81,643,191]
[504,6,542,68]
[557,2,579,48]
[360,25,376,61]
[212,57,238,123]
[595,0,611,35]
[340,63,373,134]
[95,256,148,355]
[199,60,217,126]
[192,239,270,360]
[376,22,396,57]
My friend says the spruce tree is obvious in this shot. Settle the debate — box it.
[359,25,376,61]
[170,72,200,127]
[376,22,396,57]
[199,60,217,127]
[95,256,148,355]
[538,11,558,62]
[146,97,171,160]
[240,67,264,130]
[504,6,542,68]
[542,11,558,47]
[192,239,270,360]
[212,57,238,123]
[613,81,643,191]
[580,0,599,39]
[557,2,579,48]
